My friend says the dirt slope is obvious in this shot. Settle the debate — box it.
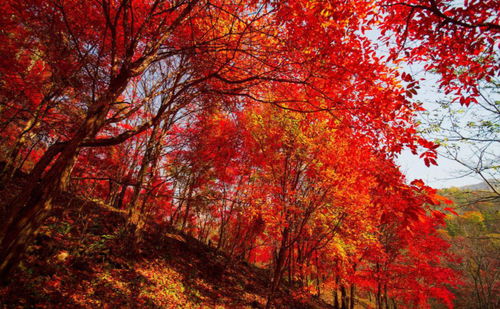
[0,186,331,308]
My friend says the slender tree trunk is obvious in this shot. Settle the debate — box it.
[127,123,160,227]
[349,284,355,309]
[315,254,321,297]
[181,183,194,232]
[384,284,389,309]
[217,200,228,251]
[1,102,45,180]
[266,227,289,309]
[288,245,293,286]
[376,262,381,309]
[298,244,304,286]
[115,183,129,209]
[60,152,78,192]
[376,282,381,309]
[341,285,347,309]
[107,179,118,204]
[169,181,182,226]
[334,275,340,309]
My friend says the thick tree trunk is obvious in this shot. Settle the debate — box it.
[0,136,82,279]
[0,91,118,278]
[127,155,149,229]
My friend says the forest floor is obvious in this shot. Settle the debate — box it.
[0,178,333,308]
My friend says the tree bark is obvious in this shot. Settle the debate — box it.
[333,275,340,309]
[0,77,126,278]
[127,124,159,233]
[341,285,347,309]
[0,133,85,279]
[265,227,289,309]
[1,100,45,180]
[349,285,355,309]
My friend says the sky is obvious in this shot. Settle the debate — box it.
[394,69,499,189]
[363,30,499,189]
[396,149,482,189]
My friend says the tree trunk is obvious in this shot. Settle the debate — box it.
[265,227,289,309]
[0,136,82,279]
[333,275,340,309]
[0,86,121,278]
[334,288,339,309]
[127,124,159,227]
[349,284,355,309]
[1,101,45,180]
[116,183,129,209]
[60,152,78,192]
[181,183,195,232]
[341,285,347,309]
[315,254,321,297]
[384,284,389,309]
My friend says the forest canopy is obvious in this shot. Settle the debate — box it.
[0,0,498,308]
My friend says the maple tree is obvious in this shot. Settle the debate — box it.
[0,0,497,307]
[379,0,499,104]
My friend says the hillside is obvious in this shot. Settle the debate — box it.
[439,186,500,213]
[437,188,499,309]
[0,179,329,308]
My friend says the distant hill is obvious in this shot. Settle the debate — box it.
[454,180,499,192]
[438,185,500,309]
[439,184,499,214]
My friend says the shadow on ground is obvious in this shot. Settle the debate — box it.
[0,175,331,308]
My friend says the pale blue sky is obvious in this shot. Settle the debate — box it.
[396,149,482,189]
[394,70,498,189]
[364,30,498,189]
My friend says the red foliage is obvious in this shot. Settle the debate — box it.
[2,0,492,306]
